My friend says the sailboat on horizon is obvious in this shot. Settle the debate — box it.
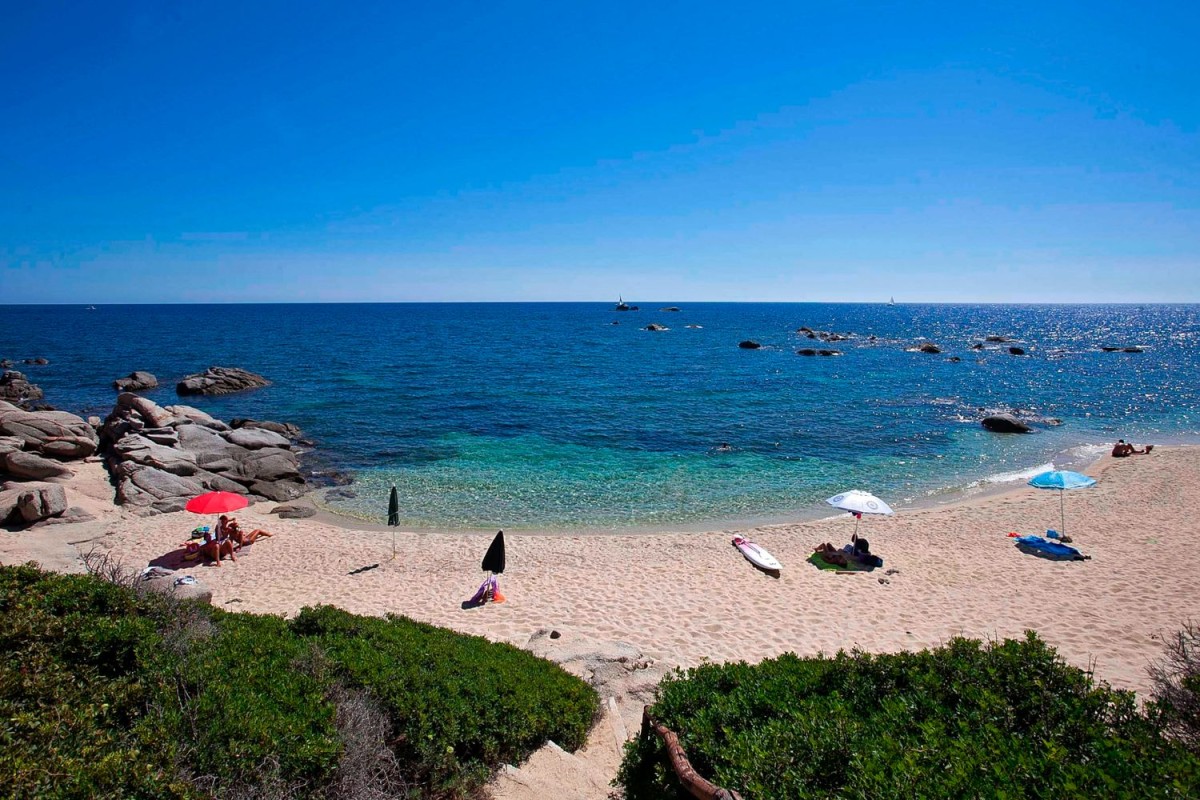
[888,296,895,306]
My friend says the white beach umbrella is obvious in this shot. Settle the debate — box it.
[826,489,894,539]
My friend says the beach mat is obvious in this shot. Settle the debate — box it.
[807,552,877,572]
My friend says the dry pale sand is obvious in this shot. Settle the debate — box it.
[4,448,1200,796]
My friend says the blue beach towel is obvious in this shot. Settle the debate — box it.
[1015,535,1085,561]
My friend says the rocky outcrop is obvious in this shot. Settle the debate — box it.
[3,451,74,481]
[271,502,317,519]
[168,405,230,431]
[917,343,942,354]
[11,482,68,523]
[0,401,98,459]
[738,340,762,350]
[981,414,1033,434]
[1009,346,1026,355]
[224,427,291,450]
[138,569,213,604]
[102,394,306,515]
[985,335,1014,343]
[176,366,270,396]
[0,371,44,405]
[231,418,301,439]
[113,371,158,392]
[32,506,96,526]
[642,324,668,332]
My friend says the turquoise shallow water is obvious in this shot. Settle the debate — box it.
[3,302,1198,530]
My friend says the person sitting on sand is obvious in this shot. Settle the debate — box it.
[1112,439,1154,457]
[201,523,237,566]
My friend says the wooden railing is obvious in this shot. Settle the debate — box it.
[641,706,744,800]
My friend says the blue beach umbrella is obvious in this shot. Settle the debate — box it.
[1028,470,1097,539]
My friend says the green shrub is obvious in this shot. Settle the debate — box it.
[0,565,597,799]
[619,633,1200,799]
[290,604,599,796]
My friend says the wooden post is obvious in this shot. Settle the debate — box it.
[641,706,744,800]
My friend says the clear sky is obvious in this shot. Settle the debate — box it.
[2,1,1198,303]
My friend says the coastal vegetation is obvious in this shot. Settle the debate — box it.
[619,633,1200,798]
[0,564,598,799]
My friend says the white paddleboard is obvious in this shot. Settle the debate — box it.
[732,536,783,571]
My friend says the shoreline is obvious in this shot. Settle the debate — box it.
[305,436,1129,537]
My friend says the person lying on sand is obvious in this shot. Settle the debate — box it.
[813,542,850,566]
[231,527,274,549]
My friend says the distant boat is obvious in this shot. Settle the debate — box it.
[614,296,639,311]
[888,297,895,306]
[86,305,97,310]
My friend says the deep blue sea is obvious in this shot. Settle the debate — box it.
[3,303,1198,531]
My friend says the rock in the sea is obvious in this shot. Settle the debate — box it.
[659,306,681,312]
[0,402,98,459]
[3,451,74,481]
[112,371,158,392]
[16,482,68,523]
[818,349,842,356]
[23,358,50,366]
[1009,346,1026,355]
[917,343,942,354]
[642,323,668,332]
[223,427,292,450]
[796,348,818,356]
[971,343,985,351]
[981,414,1033,433]
[0,371,44,404]
[0,360,11,369]
[738,340,762,349]
[1123,346,1144,353]
[176,366,270,396]
[947,356,962,362]
[985,335,1014,343]
[271,502,316,519]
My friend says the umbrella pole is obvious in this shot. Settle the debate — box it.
[1060,490,1066,538]
[854,515,860,541]
[391,529,396,561]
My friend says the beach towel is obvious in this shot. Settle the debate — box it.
[807,552,879,572]
[1014,535,1087,561]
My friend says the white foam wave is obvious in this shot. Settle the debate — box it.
[976,461,1056,486]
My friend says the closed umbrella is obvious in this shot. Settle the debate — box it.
[387,485,400,560]
[482,530,505,574]
[826,489,894,539]
[1028,470,1096,539]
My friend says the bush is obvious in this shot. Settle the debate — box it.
[1150,621,1200,754]
[290,605,599,796]
[0,565,597,799]
[619,633,1200,799]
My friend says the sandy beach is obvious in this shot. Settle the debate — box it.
[5,446,1199,796]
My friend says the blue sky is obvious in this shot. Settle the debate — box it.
[2,1,1198,303]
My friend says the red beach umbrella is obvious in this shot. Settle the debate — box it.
[185,491,248,515]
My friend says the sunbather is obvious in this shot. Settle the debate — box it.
[200,526,237,565]
[1112,439,1154,457]
[231,527,274,548]
[813,542,850,566]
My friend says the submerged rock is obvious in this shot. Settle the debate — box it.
[917,343,942,354]
[642,323,668,332]
[738,340,762,349]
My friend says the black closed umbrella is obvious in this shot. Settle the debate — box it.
[388,486,400,559]
[481,530,505,574]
